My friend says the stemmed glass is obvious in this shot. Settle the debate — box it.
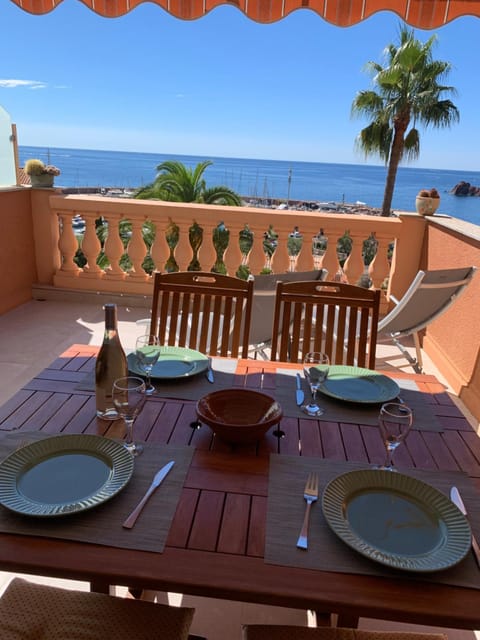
[302,352,330,416]
[135,335,160,395]
[112,376,146,456]
[377,402,413,471]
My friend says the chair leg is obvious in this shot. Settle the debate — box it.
[308,610,332,626]
[390,336,423,374]
[413,332,424,373]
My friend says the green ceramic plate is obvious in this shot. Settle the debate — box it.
[322,469,471,572]
[128,345,209,381]
[0,434,134,517]
[318,365,400,404]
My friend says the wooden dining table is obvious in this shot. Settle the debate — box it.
[0,343,479,631]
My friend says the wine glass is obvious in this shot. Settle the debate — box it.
[377,402,413,471]
[112,376,146,456]
[135,335,160,395]
[302,352,330,416]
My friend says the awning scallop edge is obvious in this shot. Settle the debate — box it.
[9,0,480,29]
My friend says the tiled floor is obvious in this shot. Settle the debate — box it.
[0,298,478,639]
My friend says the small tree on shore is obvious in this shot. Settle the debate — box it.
[134,160,242,206]
[351,25,459,216]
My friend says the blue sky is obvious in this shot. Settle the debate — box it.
[1,1,479,170]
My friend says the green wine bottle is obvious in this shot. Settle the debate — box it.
[95,304,128,420]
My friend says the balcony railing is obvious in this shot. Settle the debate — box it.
[40,193,428,317]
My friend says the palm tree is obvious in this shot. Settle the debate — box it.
[351,25,459,216]
[135,160,242,206]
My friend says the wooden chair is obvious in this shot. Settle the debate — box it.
[249,269,328,359]
[270,281,380,367]
[0,577,196,640]
[242,626,447,640]
[149,271,254,358]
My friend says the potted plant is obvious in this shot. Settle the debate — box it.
[24,158,61,188]
[415,188,440,215]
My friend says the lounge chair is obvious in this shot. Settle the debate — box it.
[242,625,447,640]
[378,266,477,373]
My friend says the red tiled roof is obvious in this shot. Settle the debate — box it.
[18,167,31,186]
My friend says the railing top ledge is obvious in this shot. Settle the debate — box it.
[48,193,404,227]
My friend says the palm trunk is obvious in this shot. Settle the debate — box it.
[381,127,406,217]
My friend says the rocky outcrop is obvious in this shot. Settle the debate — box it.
[451,181,480,196]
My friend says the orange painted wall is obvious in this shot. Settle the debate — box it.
[422,220,480,422]
[0,189,37,315]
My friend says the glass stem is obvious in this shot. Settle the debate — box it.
[384,445,395,468]
[146,366,154,390]
[124,418,134,447]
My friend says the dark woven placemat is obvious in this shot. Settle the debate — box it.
[274,369,442,431]
[75,357,239,401]
[265,455,480,589]
[0,432,193,553]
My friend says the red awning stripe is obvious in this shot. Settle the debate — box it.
[9,0,480,28]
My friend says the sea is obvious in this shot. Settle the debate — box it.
[19,145,480,226]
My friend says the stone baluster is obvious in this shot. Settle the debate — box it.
[199,223,220,272]
[57,214,80,274]
[248,230,268,275]
[125,216,150,281]
[271,233,291,273]
[224,222,245,276]
[79,212,103,277]
[149,220,169,273]
[103,213,126,280]
[343,231,366,286]
[295,234,316,272]
[369,233,392,290]
[173,222,194,272]
[320,229,340,280]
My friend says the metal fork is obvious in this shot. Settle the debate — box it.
[296,472,319,550]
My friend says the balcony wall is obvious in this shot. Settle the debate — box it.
[1,186,479,423]
[421,216,480,421]
[0,188,37,315]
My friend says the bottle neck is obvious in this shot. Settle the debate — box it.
[104,305,119,341]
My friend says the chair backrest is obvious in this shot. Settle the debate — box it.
[0,577,195,640]
[378,266,477,337]
[242,625,448,640]
[250,269,328,348]
[149,271,254,358]
[270,280,380,367]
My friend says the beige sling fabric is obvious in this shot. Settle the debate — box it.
[243,626,448,640]
[0,578,195,640]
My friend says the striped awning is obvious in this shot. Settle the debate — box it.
[9,0,480,29]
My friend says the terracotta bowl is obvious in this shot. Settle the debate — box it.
[196,389,283,444]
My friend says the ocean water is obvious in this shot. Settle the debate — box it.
[19,145,480,226]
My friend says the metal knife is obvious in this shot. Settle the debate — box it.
[206,357,215,384]
[296,373,305,406]
[122,461,175,529]
[450,486,480,568]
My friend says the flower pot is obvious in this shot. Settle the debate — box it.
[30,174,54,188]
[415,195,440,216]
